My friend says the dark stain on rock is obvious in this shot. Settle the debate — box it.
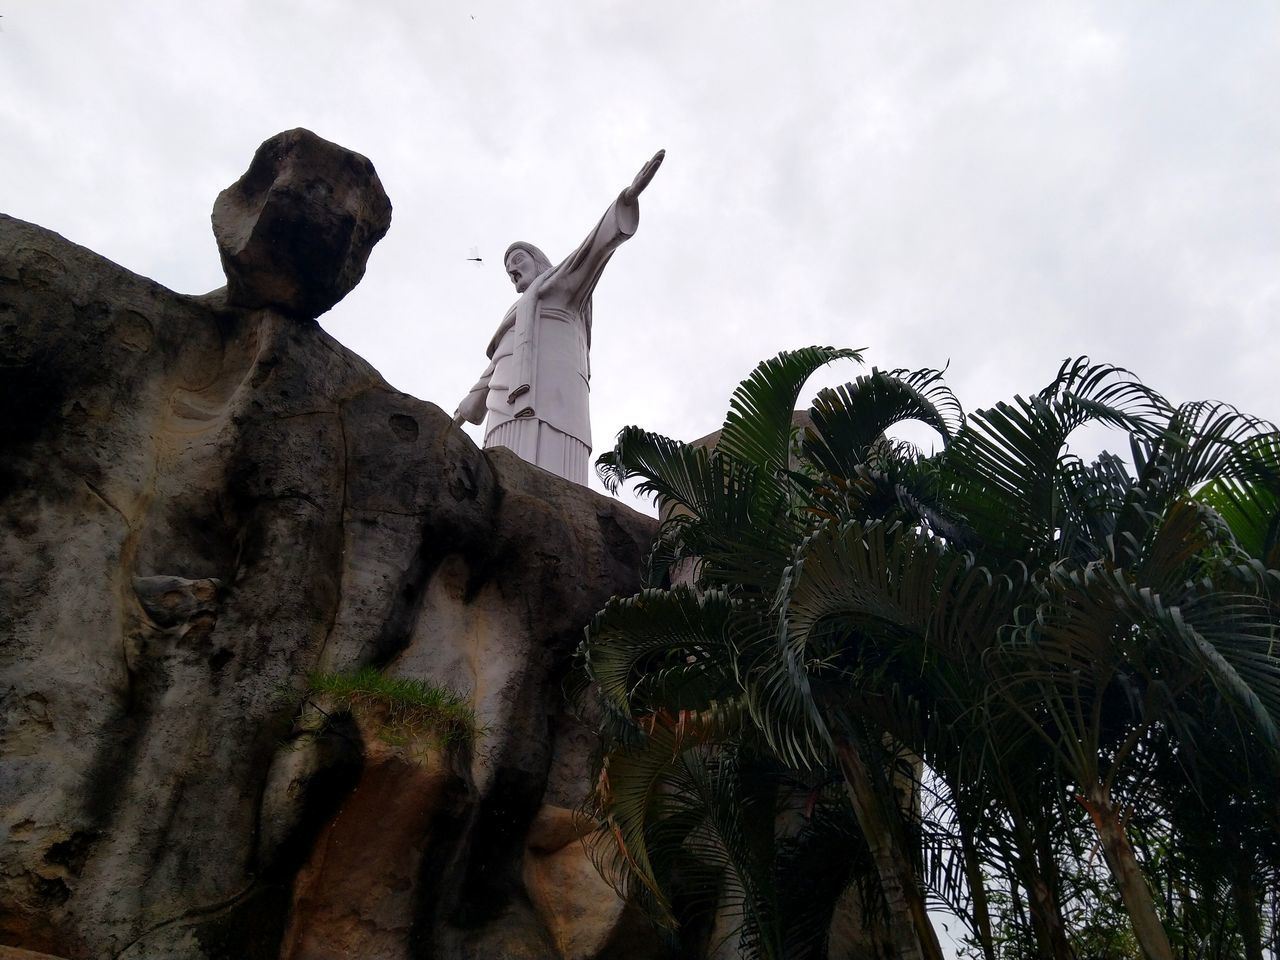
[190,885,294,960]
[0,352,65,453]
[32,874,71,906]
[389,412,419,442]
[449,458,479,502]
[448,766,547,929]
[190,718,367,960]
[44,830,98,876]
[249,353,281,388]
[367,524,453,667]
[410,751,485,945]
[597,509,645,578]
[72,299,111,331]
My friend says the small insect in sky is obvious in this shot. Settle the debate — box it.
[466,246,483,265]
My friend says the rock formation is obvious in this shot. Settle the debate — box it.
[0,130,659,959]
[212,127,393,320]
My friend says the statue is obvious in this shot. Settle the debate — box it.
[453,150,665,485]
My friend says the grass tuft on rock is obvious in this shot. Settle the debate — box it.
[307,667,478,748]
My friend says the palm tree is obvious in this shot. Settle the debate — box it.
[955,393,1280,960]
[583,347,969,959]
[577,349,1280,960]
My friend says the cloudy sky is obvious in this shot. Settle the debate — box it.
[3,2,1277,507]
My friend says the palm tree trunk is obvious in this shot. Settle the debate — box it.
[958,822,997,960]
[1030,817,1075,960]
[1231,874,1264,960]
[1003,792,1074,960]
[1006,831,1073,960]
[832,735,944,960]
[1024,874,1075,960]
[1080,784,1174,960]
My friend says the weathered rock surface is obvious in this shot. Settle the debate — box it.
[212,127,392,319]
[0,131,658,959]
[0,947,72,960]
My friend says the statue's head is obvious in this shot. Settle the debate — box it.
[504,242,552,293]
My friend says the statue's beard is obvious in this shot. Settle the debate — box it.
[513,270,543,293]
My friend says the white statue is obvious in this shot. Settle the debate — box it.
[453,150,665,485]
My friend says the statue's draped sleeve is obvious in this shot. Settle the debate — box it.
[456,359,493,424]
[509,192,639,410]
[551,191,639,332]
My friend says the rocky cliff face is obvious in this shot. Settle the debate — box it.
[0,130,659,960]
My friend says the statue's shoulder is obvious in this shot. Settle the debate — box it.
[533,261,577,303]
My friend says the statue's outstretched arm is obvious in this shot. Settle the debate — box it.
[557,149,666,291]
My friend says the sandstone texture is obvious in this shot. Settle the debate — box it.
[0,131,658,959]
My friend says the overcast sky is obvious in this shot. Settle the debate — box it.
[3,2,1277,507]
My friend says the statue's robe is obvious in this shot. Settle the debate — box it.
[456,193,639,485]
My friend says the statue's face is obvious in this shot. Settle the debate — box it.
[506,248,539,293]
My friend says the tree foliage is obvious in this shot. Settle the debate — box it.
[576,349,1280,960]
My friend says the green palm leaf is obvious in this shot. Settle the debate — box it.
[595,426,803,592]
[716,346,863,481]
[1041,357,1171,434]
[1055,451,1134,563]
[1115,403,1275,570]
[998,560,1280,773]
[582,587,740,726]
[801,367,962,482]
[585,733,790,957]
[943,361,1167,564]
[1198,431,1280,567]
[1132,401,1274,505]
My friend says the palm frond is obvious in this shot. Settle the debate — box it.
[1133,497,1234,593]
[581,587,740,730]
[1133,401,1275,506]
[595,426,801,593]
[1055,451,1135,563]
[942,360,1168,564]
[585,735,790,956]
[1197,431,1280,567]
[998,560,1280,772]
[1040,357,1171,433]
[763,521,1021,770]
[716,346,863,481]
[801,366,963,481]
[595,427,728,505]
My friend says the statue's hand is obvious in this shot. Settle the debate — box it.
[452,408,468,427]
[623,149,665,203]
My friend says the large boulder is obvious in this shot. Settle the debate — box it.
[211,128,392,319]
[0,132,658,960]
